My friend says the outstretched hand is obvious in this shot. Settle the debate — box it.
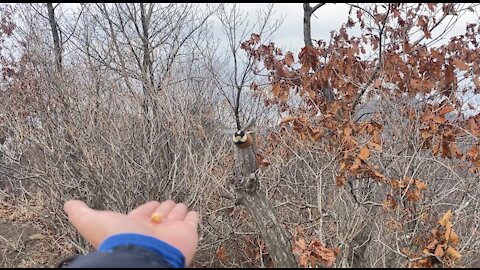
[63,200,199,266]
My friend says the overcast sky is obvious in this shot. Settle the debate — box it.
[58,3,479,53]
[51,3,480,114]
[238,3,351,52]
[236,3,479,53]
[233,3,479,115]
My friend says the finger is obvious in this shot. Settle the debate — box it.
[128,201,161,219]
[166,203,188,222]
[184,211,199,230]
[151,200,176,221]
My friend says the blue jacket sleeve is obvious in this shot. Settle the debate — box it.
[57,234,185,268]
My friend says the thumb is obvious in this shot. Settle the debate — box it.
[64,200,126,249]
[64,200,103,245]
[64,200,93,222]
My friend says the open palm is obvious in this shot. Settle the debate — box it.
[64,200,199,266]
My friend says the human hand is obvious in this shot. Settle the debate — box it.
[63,200,199,266]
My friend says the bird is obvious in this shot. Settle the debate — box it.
[231,118,256,148]
[232,130,254,148]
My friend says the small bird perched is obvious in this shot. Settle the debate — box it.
[232,130,254,148]
[232,118,256,148]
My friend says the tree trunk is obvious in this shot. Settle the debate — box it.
[232,134,297,268]
[47,3,62,72]
[303,3,336,103]
[140,3,155,89]
[303,4,313,47]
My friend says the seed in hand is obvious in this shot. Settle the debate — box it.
[151,213,162,223]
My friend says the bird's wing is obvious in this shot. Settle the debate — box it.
[221,128,237,135]
[242,118,256,132]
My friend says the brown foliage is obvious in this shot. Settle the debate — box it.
[242,3,479,268]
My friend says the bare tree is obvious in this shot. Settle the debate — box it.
[213,4,298,267]
[303,3,336,104]
[46,3,62,71]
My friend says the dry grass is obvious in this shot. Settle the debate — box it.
[0,191,77,267]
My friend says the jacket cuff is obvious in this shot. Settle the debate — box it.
[98,233,185,268]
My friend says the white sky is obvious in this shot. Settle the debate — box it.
[240,3,351,52]
[237,3,479,116]
[57,3,479,52]
[239,3,479,52]
[19,3,480,114]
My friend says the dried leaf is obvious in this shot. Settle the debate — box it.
[441,140,452,158]
[434,244,445,257]
[449,230,460,247]
[432,142,440,156]
[415,180,428,190]
[467,118,480,136]
[446,246,461,260]
[293,238,307,254]
[344,127,352,137]
[403,39,412,53]
[256,154,271,167]
[386,219,402,231]
[345,136,358,148]
[422,112,435,122]
[416,16,427,28]
[309,255,318,268]
[402,247,416,258]
[466,145,479,159]
[216,245,226,262]
[420,212,429,223]
[285,51,294,67]
[474,75,480,88]
[431,228,441,239]
[28,233,46,240]
[299,131,306,141]
[439,210,452,227]
[445,221,453,240]
[415,259,433,268]
[356,9,363,21]
[410,79,421,89]
[423,28,432,39]
[407,188,421,202]
[299,253,310,267]
[310,241,338,267]
[336,174,347,187]
[280,115,296,124]
[272,83,281,98]
[382,194,396,211]
[298,238,307,250]
[450,142,463,159]
[251,33,260,43]
[358,147,370,160]
[350,158,362,171]
[390,179,406,189]
[452,58,469,71]
[373,171,386,180]
[438,105,454,116]
[433,116,447,124]
[367,140,382,151]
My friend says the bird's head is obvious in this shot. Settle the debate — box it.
[232,130,247,144]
